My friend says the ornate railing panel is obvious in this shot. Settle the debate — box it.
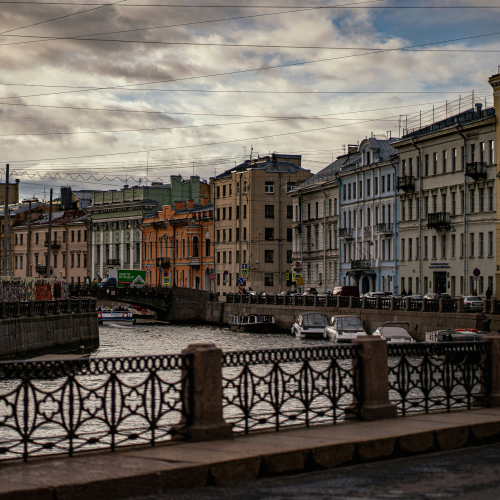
[388,343,491,416]
[339,297,349,308]
[241,295,249,304]
[380,298,391,310]
[222,346,361,434]
[408,298,422,311]
[285,295,294,306]
[295,295,304,306]
[327,296,338,308]
[5,302,16,318]
[33,301,44,316]
[275,295,284,306]
[426,299,439,312]
[47,301,56,315]
[365,298,376,309]
[394,298,406,311]
[304,296,315,307]
[0,354,191,461]
[59,299,68,314]
[70,299,79,313]
[351,297,362,308]
[20,302,30,317]
[443,299,458,313]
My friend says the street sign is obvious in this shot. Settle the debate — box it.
[237,277,244,284]
[164,271,169,277]
[238,284,243,295]
[294,261,301,268]
[163,277,170,285]
[240,269,248,277]
[242,263,248,269]
[147,265,151,270]
[296,276,304,286]
[209,274,215,281]
[146,271,150,276]
[224,270,229,276]
[473,268,481,277]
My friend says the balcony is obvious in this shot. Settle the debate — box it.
[106,259,120,266]
[465,162,487,181]
[35,265,51,275]
[351,259,371,270]
[339,228,354,240]
[156,257,170,268]
[364,227,372,237]
[427,212,451,231]
[376,223,393,234]
[44,241,60,249]
[397,175,415,193]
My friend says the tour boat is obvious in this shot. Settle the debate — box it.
[97,309,135,325]
[229,314,277,333]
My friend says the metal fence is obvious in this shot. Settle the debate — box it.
[222,346,361,434]
[388,342,491,416]
[0,354,191,461]
[1,299,97,319]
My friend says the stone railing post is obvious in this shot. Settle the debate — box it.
[28,300,34,317]
[491,299,497,315]
[88,298,92,312]
[484,334,500,407]
[390,296,395,311]
[375,296,381,310]
[15,301,21,318]
[55,298,61,315]
[483,299,489,314]
[457,297,464,313]
[349,296,354,308]
[352,337,398,421]
[1,302,6,319]
[42,300,48,316]
[313,295,319,307]
[77,297,82,313]
[181,344,233,442]
[404,297,410,312]
[421,297,427,312]
[293,295,299,306]
[362,296,367,309]
[438,298,444,312]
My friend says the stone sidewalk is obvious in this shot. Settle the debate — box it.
[2,408,500,500]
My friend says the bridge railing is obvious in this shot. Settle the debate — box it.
[0,336,497,461]
[0,298,97,319]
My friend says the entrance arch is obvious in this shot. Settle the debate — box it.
[361,276,370,294]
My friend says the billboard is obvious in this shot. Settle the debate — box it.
[117,270,146,288]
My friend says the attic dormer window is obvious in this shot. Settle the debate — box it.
[366,151,371,165]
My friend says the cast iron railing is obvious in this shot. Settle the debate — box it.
[380,298,391,310]
[388,343,491,416]
[351,259,371,270]
[0,299,97,319]
[339,297,349,308]
[376,223,393,234]
[60,299,68,314]
[397,175,415,192]
[394,298,406,311]
[222,346,361,434]
[0,354,191,461]
[427,212,451,231]
[408,298,422,311]
[33,301,44,316]
[365,298,376,309]
[443,299,458,313]
[426,299,440,312]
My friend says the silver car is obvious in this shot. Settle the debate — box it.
[323,315,367,343]
[463,296,484,312]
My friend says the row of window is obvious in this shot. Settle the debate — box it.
[143,237,211,261]
[215,181,297,198]
[14,230,87,246]
[304,261,338,284]
[297,198,339,222]
[14,252,88,269]
[342,174,394,202]
[401,232,494,261]
[399,275,494,296]
[216,272,277,287]
[95,243,141,265]
[216,249,294,266]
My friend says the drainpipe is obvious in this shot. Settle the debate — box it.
[411,138,422,294]
[321,186,327,293]
[456,124,467,296]
[335,172,342,286]
[279,173,283,293]
[299,193,304,293]
[389,157,399,294]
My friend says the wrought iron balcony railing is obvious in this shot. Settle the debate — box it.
[376,223,393,234]
[364,227,372,237]
[35,264,51,275]
[351,259,371,270]
[427,212,451,231]
[397,175,415,193]
[106,258,120,265]
[465,162,487,181]
[339,228,354,239]
[44,241,61,249]
[156,257,170,268]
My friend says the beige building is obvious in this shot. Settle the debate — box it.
[212,154,312,295]
[393,99,496,297]
[11,210,90,283]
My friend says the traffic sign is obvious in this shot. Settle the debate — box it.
[237,277,244,284]
[163,277,170,285]
[240,269,248,277]
[224,270,229,275]
[294,261,301,268]
[209,274,215,281]
[296,276,304,286]
[146,271,150,276]
[238,284,243,295]
[242,263,248,269]
[473,268,481,277]
[164,271,169,277]
[147,265,151,270]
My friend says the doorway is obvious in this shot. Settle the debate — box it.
[195,276,200,289]
[433,272,447,293]
[361,276,370,294]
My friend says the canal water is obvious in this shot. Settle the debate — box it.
[91,323,331,358]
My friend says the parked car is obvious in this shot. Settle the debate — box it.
[331,286,359,297]
[372,322,415,344]
[291,312,329,339]
[362,291,387,298]
[462,296,484,312]
[324,315,367,343]
[303,287,318,296]
[424,293,452,300]
[248,290,264,296]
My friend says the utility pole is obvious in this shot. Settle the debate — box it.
[3,164,10,276]
[26,199,32,277]
[46,188,53,279]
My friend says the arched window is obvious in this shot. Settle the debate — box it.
[193,236,199,257]
[205,229,211,257]
[182,239,185,258]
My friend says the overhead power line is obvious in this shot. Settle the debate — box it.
[1,30,499,102]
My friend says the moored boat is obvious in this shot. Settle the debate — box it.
[229,314,277,333]
[97,309,135,325]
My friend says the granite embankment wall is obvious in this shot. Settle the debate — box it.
[201,301,488,341]
[0,313,99,358]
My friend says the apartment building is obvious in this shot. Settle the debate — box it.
[11,210,90,283]
[338,139,399,294]
[212,154,312,294]
[141,198,214,290]
[393,102,496,297]
[290,157,340,292]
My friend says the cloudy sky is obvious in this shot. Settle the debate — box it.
[0,0,499,200]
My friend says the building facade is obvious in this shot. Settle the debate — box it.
[337,138,399,294]
[393,103,496,297]
[141,198,214,289]
[11,210,90,283]
[291,159,340,293]
[212,154,312,295]
[86,176,210,280]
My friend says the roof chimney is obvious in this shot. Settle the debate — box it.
[174,200,186,210]
[187,199,195,209]
[475,102,483,115]
[201,196,209,206]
